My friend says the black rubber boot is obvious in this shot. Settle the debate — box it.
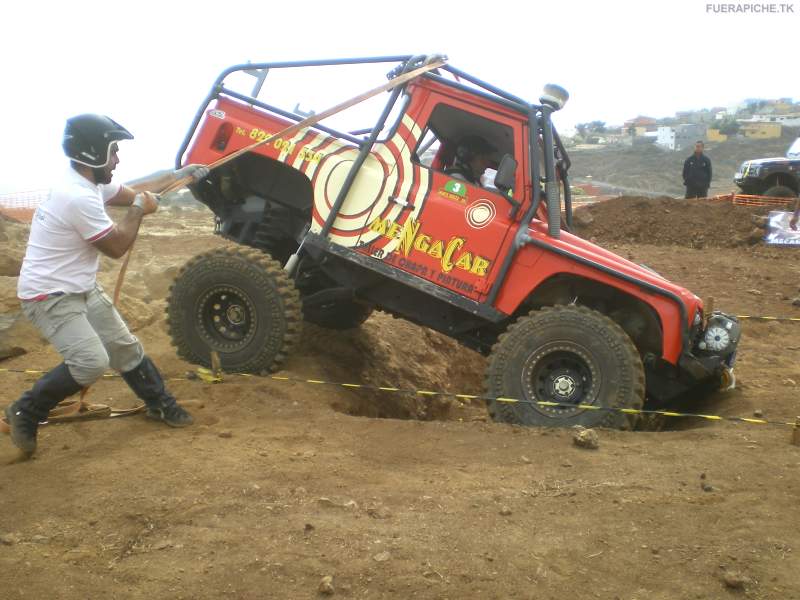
[4,363,83,455]
[121,356,193,427]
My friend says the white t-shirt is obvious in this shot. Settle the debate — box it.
[17,167,121,299]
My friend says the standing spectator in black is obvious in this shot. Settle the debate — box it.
[683,141,712,199]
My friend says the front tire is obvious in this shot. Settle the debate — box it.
[485,305,644,429]
[166,246,301,373]
[763,185,797,198]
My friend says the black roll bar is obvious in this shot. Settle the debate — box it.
[219,87,364,145]
[175,55,554,168]
[318,56,429,237]
[485,106,546,306]
[175,55,416,169]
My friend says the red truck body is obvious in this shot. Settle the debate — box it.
[173,55,739,422]
[185,88,698,364]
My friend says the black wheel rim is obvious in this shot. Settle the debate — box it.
[196,285,257,351]
[521,344,598,418]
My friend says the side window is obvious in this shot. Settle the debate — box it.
[411,102,515,192]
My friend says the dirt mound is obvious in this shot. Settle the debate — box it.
[0,207,35,224]
[0,275,44,360]
[0,215,28,277]
[0,218,30,360]
[573,196,773,248]
[291,314,487,421]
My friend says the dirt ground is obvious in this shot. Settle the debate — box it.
[2,199,800,600]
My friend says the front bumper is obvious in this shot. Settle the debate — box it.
[679,311,740,384]
[645,311,741,405]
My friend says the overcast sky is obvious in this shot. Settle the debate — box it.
[0,0,796,193]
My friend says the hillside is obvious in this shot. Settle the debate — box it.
[568,129,798,197]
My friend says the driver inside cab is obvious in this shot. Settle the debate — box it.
[445,135,496,188]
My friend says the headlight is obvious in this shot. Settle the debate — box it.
[743,162,761,176]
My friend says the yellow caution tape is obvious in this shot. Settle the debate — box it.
[1,366,795,428]
[736,315,800,323]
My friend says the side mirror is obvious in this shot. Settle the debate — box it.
[494,154,517,193]
[494,154,521,219]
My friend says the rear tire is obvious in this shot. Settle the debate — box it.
[166,246,301,373]
[763,185,797,198]
[485,305,645,429]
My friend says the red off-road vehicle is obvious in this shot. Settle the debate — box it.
[168,55,740,428]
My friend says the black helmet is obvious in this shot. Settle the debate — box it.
[455,135,496,164]
[63,114,134,168]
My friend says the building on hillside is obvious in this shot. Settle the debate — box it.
[623,116,657,136]
[706,129,728,143]
[754,99,796,114]
[745,113,800,127]
[656,124,708,151]
[725,102,748,116]
[675,108,724,124]
[656,127,675,150]
[739,122,782,139]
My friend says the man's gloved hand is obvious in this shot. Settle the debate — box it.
[132,191,160,216]
[175,164,210,183]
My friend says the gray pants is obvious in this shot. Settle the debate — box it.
[21,285,144,386]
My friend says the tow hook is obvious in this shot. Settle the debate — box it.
[720,366,736,391]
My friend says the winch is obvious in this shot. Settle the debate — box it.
[696,311,740,361]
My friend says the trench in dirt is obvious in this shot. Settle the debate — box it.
[299,315,735,433]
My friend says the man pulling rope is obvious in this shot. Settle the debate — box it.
[4,114,206,458]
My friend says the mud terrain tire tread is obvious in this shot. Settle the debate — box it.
[485,305,645,429]
[762,185,797,199]
[166,246,301,374]
[251,202,295,265]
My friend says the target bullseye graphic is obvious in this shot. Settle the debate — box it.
[466,200,496,229]
[306,114,431,251]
